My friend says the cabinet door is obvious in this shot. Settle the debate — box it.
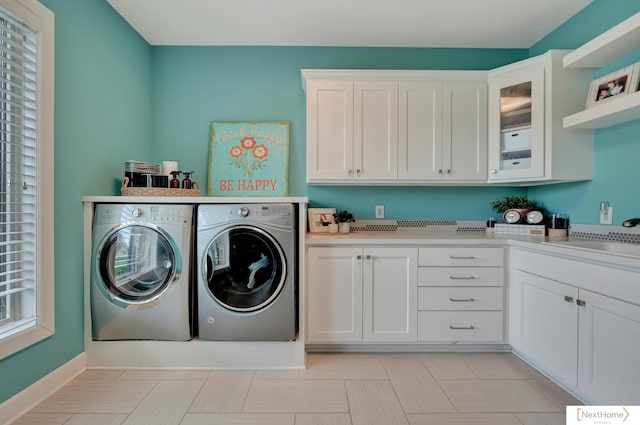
[362,247,417,342]
[444,81,487,181]
[398,81,443,180]
[510,270,578,388]
[354,81,398,180]
[306,80,354,181]
[307,247,363,343]
[488,66,545,181]
[578,290,640,404]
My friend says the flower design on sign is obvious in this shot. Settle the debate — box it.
[253,144,268,159]
[229,137,269,178]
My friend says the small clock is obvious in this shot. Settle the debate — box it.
[503,209,523,224]
[526,210,545,224]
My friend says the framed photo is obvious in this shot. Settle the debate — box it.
[308,208,336,233]
[586,64,639,108]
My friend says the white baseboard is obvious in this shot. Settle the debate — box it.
[0,353,86,425]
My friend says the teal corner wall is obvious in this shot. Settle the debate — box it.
[0,0,152,405]
[528,0,640,224]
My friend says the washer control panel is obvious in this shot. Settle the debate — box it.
[93,204,192,226]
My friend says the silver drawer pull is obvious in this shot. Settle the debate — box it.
[449,275,475,280]
[449,297,475,302]
[449,256,475,259]
[449,325,475,330]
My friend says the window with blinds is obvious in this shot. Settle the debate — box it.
[0,0,54,360]
[0,5,37,335]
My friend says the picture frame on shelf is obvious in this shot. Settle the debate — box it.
[585,64,639,109]
[308,208,336,233]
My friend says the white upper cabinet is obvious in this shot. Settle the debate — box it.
[563,11,640,129]
[354,81,398,180]
[302,70,488,185]
[398,81,443,180]
[306,80,354,181]
[305,77,397,182]
[398,81,487,181]
[487,50,594,184]
[443,82,488,181]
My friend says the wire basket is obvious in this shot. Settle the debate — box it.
[121,178,201,197]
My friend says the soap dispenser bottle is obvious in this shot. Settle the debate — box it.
[170,171,181,188]
[182,171,194,189]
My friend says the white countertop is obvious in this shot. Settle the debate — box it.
[307,230,511,245]
[306,230,640,270]
[82,196,308,204]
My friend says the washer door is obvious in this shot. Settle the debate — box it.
[95,224,180,308]
[204,225,286,312]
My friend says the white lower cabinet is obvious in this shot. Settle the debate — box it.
[306,246,417,343]
[510,270,578,388]
[511,249,640,404]
[577,290,640,404]
[417,247,505,343]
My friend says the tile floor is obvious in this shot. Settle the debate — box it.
[12,352,580,425]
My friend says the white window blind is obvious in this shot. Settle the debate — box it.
[0,6,37,336]
[0,0,54,360]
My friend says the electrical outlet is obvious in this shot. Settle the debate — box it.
[600,206,613,224]
[375,205,384,219]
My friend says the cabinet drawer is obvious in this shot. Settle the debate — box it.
[418,311,503,342]
[418,287,503,311]
[419,247,503,267]
[418,267,503,287]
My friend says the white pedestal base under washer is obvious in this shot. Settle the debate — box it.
[197,203,297,341]
[91,204,194,341]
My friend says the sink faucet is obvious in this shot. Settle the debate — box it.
[622,218,640,227]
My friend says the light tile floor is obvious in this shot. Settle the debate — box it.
[12,352,580,425]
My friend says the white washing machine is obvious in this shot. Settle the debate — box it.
[197,203,297,341]
[91,204,194,341]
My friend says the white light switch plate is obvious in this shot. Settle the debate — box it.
[375,205,384,219]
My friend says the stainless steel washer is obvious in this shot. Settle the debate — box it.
[91,204,194,341]
[197,203,297,341]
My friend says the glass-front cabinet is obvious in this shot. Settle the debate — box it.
[488,50,593,184]
[488,68,544,181]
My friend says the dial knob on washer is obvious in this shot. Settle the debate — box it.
[132,208,143,218]
[238,207,250,217]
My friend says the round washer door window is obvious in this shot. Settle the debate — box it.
[204,226,286,312]
[96,224,179,305]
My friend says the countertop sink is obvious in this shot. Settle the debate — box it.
[541,240,640,258]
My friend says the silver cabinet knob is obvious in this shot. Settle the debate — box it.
[490,169,498,174]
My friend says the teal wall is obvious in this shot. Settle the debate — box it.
[2,0,640,406]
[150,47,528,219]
[528,0,640,223]
[0,0,152,405]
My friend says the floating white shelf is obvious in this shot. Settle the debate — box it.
[562,11,640,129]
[563,11,640,68]
[563,91,640,129]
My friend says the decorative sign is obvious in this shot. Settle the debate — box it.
[208,121,289,196]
